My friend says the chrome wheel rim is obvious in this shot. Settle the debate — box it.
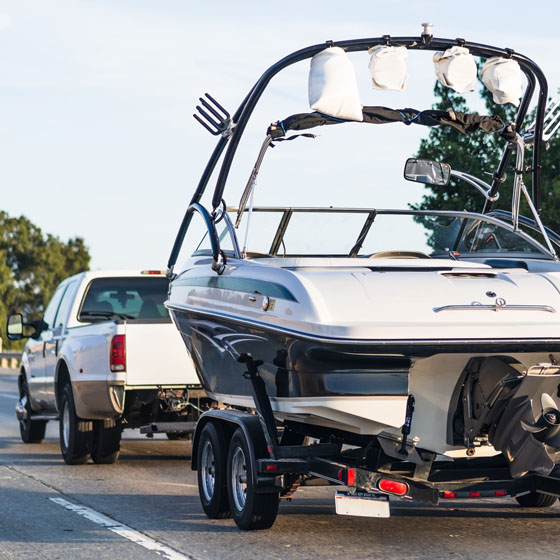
[230,445,247,512]
[200,440,216,501]
[62,400,70,450]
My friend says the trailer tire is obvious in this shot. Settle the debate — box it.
[227,428,279,530]
[197,422,231,519]
[515,492,557,507]
[59,384,93,465]
[91,418,122,464]
[18,378,47,444]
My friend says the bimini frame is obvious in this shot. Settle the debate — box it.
[167,31,548,276]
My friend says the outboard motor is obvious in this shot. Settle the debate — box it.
[460,356,560,477]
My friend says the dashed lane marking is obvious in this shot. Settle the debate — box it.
[50,497,192,560]
[0,392,17,399]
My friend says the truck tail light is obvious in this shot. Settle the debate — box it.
[110,335,126,372]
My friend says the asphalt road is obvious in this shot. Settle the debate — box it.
[1,370,560,560]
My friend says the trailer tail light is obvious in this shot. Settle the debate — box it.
[266,464,278,472]
[495,490,506,497]
[347,468,356,486]
[141,270,165,275]
[378,479,408,496]
[443,491,456,499]
[469,491,481,498]
[110,335,126,372]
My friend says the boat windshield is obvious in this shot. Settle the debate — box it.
[191,208,554,260]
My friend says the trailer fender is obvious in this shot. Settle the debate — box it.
[192,409,277,492]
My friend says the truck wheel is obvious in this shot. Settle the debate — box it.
[91,418,122,464]
[515,492,557,507]
[59,384,93,465]
[197,422,231,519]
[227,428,279,530]
[18,378,47,444]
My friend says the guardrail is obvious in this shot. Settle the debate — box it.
[0,351,21,370]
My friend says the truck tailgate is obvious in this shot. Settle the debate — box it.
[124,322,198,386]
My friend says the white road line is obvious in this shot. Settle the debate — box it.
[0,392,17,400]
[50,497,192,560]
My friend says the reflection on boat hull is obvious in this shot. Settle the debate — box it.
[170,307,410,400]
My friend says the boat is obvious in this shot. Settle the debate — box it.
[165,25,560,529]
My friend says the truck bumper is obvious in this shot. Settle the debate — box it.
[72,380,125,419]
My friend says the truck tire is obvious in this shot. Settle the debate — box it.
[59,384,93,465]
[197,422,231,519]
[91,418,122,464]
[18,378,47,444]
[227,428,279,530]
[515,492,557,507]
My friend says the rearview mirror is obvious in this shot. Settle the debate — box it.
[404,158,451,186]
[6,313,24,341]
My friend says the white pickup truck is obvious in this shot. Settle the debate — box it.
[7,269,207,465]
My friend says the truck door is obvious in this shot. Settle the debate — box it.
[43,280,78,410]
[27,283,67,408]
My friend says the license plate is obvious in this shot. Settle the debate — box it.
[335,491,390,518]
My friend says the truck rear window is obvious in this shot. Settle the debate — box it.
[78,277,171,323]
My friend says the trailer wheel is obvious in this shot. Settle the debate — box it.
[18,378,47,444]
[91,418,122,464]
[515,492,557,507]
[59,384,93,465]
[227,428,279,530]
[197,422,231,519]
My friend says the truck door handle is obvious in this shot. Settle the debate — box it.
[42,343,46,358]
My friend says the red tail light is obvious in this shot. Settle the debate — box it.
[378,478,408,496]
[110,335,126,372]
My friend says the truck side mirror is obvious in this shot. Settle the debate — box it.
[6,313,24,341]
[6,314,48,341]
[28,318,48,340]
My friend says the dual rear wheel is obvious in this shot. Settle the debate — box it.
[197,422,279,530]
[59,384,121,465]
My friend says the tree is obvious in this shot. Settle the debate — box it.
[0,211,90,350]
[412,80,560,234]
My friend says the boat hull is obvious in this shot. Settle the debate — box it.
[168,303,560,456]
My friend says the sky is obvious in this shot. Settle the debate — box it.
[1,0,559,270]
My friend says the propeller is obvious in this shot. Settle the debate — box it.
[521,393,560,444]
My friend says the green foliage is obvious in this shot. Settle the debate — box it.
[412,79,560,254]
[533,126,560,230]
[412,81,518,214]
[0,212,90,350]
